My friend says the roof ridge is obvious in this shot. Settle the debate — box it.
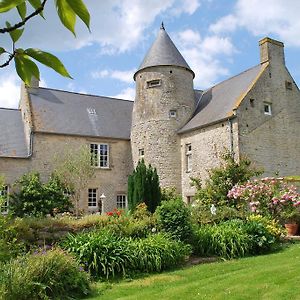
[203,64,261,91]
[33,87,134,103]
[0,107,20,111]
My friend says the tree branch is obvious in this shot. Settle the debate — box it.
[0,0,48,34]
[0,52,15,68]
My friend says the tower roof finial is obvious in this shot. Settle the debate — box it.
[160,22,165,30]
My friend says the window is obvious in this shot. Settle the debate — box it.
[264,103,272,115]
[116,194,127,209]
[88,188,97,208]
[147,79,161,88]
[169,110,177,118]
[90,143,109,168]
[139,148,144,158]
[285,81,293,90]
[186,196,194,205]
[0,186,9,213]
[186,144,192,172]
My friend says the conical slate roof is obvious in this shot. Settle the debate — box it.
[134,24,194,79]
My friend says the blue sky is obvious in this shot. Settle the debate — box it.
[0,0,300,108]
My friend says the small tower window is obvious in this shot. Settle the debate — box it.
[169,110,177,118]
[139,148,144,158]
[147,79,161,88]
[264,102,272,115]
[249,98,255,107]
[285,81,293,90]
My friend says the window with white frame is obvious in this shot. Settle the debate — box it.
[116,194,127,209]
[169,110,177,118]
[90,143,109,168]
[186,144,192,172]
[88,188,97,208]
[264,102,272,115]
[139,148,144,158]
[0,186,9,213]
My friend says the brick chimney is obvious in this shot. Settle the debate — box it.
[259,37,285,65]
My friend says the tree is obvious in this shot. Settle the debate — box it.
[10,172,72,217]
[0,0,90,85]
[128,160,161,213]
[191,151,263,207]
[53,145,95,216]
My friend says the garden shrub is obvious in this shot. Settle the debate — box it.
[0,249,90,300]
[10,172,72,217]
[191,151,262,207]
[194,218,283,259]
[156,198,194,243]
[194,220,251,259]
[62,229,190,279]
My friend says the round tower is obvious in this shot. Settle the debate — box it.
[131,24,195,192]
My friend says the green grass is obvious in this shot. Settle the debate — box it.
[86,243,300,300]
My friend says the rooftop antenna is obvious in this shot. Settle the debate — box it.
[160,22,165,30]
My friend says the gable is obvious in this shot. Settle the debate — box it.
[179,64,266,133]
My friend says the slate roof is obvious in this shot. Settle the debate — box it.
[179,64,264,133]
[134,26,194,79]
[0,108,28,157]
[29,88,133,140]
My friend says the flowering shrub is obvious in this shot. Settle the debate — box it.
[228,177,300,221]
[106,208,124,217]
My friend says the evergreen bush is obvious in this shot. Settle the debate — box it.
[128,160,161,213]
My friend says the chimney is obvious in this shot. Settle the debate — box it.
[259,37,285,65]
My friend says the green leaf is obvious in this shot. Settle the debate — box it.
[0,47,5,55]
[14,54,40,86]
[17,2,26,20]
[25,48,72,78]
[55,0,76,36]
[66,0,90,31]
[5,21,24,43]
[28,0,44,17]
[0,0,24,13]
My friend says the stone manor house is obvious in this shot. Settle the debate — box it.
[1,26,300,213]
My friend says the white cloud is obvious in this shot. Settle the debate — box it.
[175,29,235,87]
[112,87,135,100]
[210,0,300,47]
[92,69,134,83]
[1,0,201,54]
[0,74,20,109]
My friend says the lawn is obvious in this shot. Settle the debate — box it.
[87,243,300,300]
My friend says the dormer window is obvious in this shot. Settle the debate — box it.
[147,79,161,88]
[264,102,272,115]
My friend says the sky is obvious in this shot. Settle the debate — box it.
[0,0,300,109]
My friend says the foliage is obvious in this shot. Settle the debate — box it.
[243,215,284,254]
[62,230,190,279]
[10,172,72,217]
[0,216,26,262]
[194,220,251,259]
[161,187,181,202]
[53,145,95,216]
[155,199,194,243]
[128,160,161,213]
[0,248,90,300]
[191,204,246,225]
[228,177,300,222]
[193,218,283,258]
[191,151,262,207]
[0,0,90,85]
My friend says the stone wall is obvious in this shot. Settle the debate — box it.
[0,132,133,213]
[180,119,239,201]
[237,59,300,177]
[131,66,195,192]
